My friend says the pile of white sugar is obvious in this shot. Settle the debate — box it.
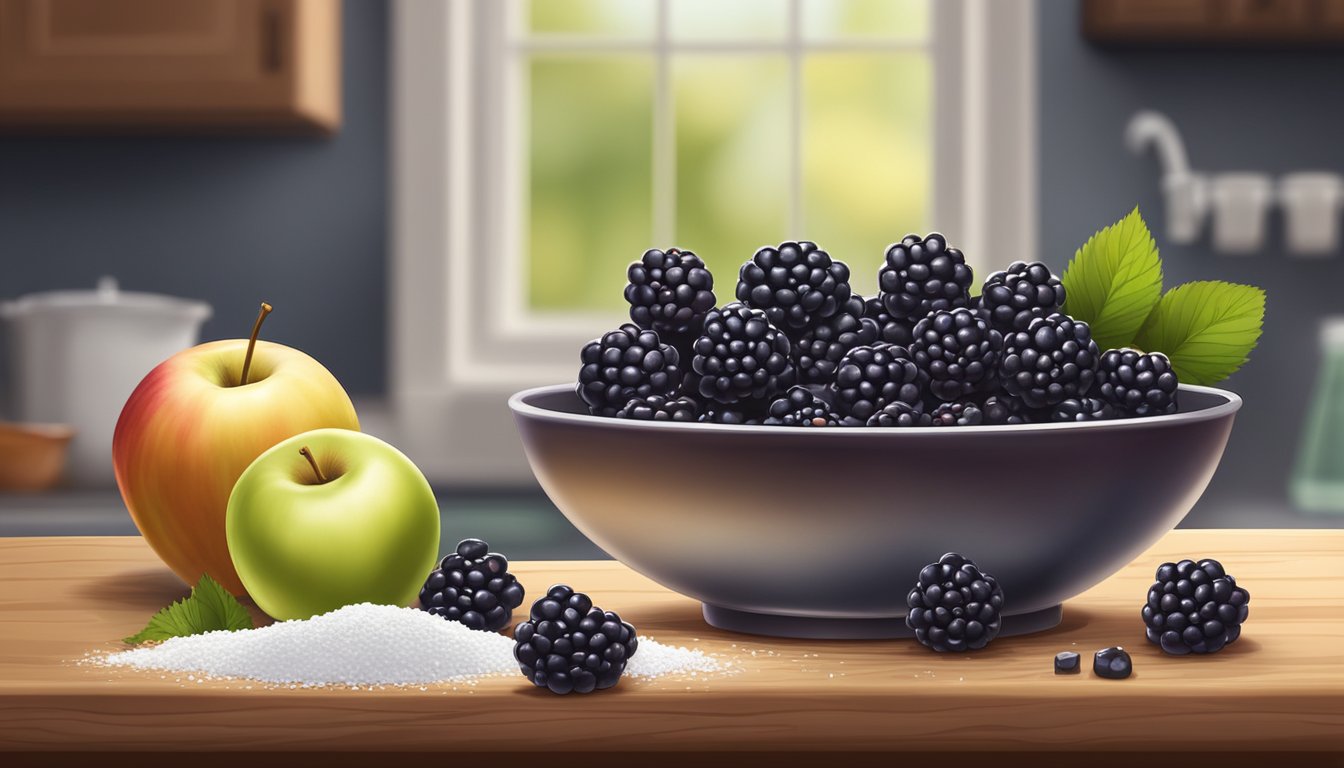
[99,603,722,688]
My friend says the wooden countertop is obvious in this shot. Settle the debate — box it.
[0,531,1341,765]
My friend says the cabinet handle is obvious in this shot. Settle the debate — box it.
[262,7,283,73]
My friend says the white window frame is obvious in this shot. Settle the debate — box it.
[390,0,1037,484]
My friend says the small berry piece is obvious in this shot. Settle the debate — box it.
[865,401,931,428]
[625,247,716,337]
[513,584,638,695]
[832,343,927,422]
[577,324,682,417]
[906,552,1004,652]
[419,538,526,632]
[1142,558,1249,655]
[929,401,984,426]
[616,394,700,422]
[691,302,795,404]
[1093,646,1132,679]
[910,308,1003,402]
[793,296,880,386]
[736,241,851,333]
[979,261,1065,334]
[1054,651,1081,674]
[1000,313,1100,410]
[1097,348,1180,417]
[877,233,974,322]
[764,386,840,426]
[1051,397,1117,423]
[698,403,765,425]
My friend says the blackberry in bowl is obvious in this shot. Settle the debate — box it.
[736,241,851,333]
[577,324,682,417]
[831,343,927,423]
[979,261,1065,334]
[624,247,716,338]
[1097,348,1180,417]
[793,296,880,386]
[877,233,973,322]
[690,302,795,404]
[910,308,1003,402]
[764,386,840,427]
[1000,313,1100,410]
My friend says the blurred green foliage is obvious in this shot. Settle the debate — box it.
[526,0,930,310]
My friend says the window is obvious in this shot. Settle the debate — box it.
[391,0,1037,482]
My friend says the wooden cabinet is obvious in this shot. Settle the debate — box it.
[1085,0,1344,46]
[0,0,339,134]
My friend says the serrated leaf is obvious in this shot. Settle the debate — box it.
[1061,207,1165,350]
[123,574,253,644]
[1133,281,1266,385]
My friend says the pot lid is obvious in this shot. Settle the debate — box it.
[0,277,212,322]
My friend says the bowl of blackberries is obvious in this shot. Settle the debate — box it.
[511,225,1255,640]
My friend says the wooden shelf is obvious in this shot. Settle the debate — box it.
[0,530,1341,762]
[0,0,339,134]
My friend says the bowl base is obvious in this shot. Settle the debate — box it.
[701,603,1063,640]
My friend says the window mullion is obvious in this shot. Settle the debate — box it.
[653,0,675,246]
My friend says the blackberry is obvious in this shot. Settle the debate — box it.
[625,248,716,337]
[1052,397,1117,423]
[764,386,839,426]
[1093,647,1133,679]
[910,308,1003,402]
[981,394,1035,425]
[616,394,699,422]
[793,296,880,385]
[929,401,984,427]
[999,313,1100,410]
[865,401,931,428]
[863,297,915,347]
[736,241,851,333]
[1142,558,1249,655]
[1097,348,1180,417]
[699,403,764,425]
[979,261,1065,334]
[906,552,1004,652]
[513,584,638,695]
[577,324,682,416]
[831,343,927,422]
[877,233,973,322]
[1055,651,1081,674]
[690,303,795,404]
[419,539,525,632]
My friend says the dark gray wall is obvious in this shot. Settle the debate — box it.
[0,0,388,396]
[1039,4,1344,523]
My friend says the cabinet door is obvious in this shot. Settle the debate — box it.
[0,0,339,133]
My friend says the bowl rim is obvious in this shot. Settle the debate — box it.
[509,383,1242,436]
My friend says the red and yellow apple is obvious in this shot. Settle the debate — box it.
[113,308,359,596]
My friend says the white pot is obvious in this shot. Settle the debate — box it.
[1,277,211,488]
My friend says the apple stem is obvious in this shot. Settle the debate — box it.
[239,302,273,386]
[299,446,328,484]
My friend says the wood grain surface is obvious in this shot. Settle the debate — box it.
[0,531,1341,761]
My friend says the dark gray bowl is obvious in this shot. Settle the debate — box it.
[509,384,1241,639]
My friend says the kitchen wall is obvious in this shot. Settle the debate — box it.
[0,0,388,396]
[1038,3,1344,524]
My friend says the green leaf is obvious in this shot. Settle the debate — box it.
[123,574,253,644]
[1061,207,1165,350]
[1133,281,1266,385]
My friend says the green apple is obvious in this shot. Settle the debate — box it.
[226,428,440,620]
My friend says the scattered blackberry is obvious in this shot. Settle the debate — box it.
[981,394,1036,425]
[1093,646,1133,679]
[866,401,932,428]
[999,313,1100,410]
[736,241,851,333]
[863,297,915,347]
[906,552,1004,652]
[616,394,700,422]
[625,248,716,337]
[577,324,682,417]
[877,233,973,322]
[1055,651,1081,674]
[832,343,927,422]
[979,261,1065,334]
[1142,558,1249,655]
[764,386,840,426]
[929,401,984,426]
[910,308,1003,402]
[691,303,795,404]
[513,584,638,695]
[419,539,525,632]
[793,296,880,386]
[1097,348,1180,417]
[1051,397,1117,423]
